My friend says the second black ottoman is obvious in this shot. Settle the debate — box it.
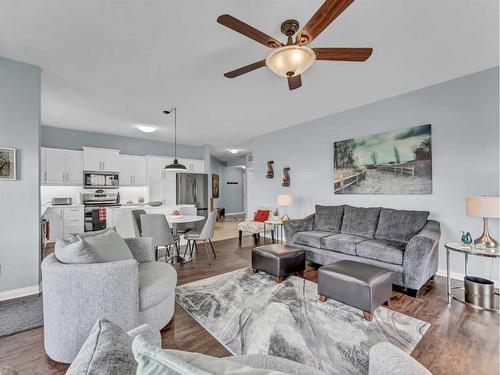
[252,244,305,283]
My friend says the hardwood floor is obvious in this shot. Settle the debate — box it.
[1,236,498,374]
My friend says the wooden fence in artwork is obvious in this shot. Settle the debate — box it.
[334,170,366,193]
[376,164,415,176]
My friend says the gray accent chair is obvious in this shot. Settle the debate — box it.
[140,214,180,262]
[284,205,441,296]
[131,209,146,237]
[184,210,217,264]
[41,237,177,364]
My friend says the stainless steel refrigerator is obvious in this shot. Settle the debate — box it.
[176,173,208,218]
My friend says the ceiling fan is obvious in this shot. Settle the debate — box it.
[217,0,373,90]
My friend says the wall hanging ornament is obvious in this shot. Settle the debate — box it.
[266,160,274,179]
[282,167,290,187]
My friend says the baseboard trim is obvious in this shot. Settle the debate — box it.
[0,284,41,301]
[436,268,500,288]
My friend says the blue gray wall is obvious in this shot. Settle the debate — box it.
[41,125,204,159]
[250,67,499,280]
[0,57,41,294]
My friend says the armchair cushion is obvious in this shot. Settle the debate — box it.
[81,229,134,263]
[66,318,161,375]
[238,220,265,234]
[375,208,430,243]
[139,262,177,310]
[55,239,100,264]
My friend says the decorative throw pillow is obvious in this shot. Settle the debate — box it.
[132,336,288,375]
[54,239,101,264]
[254,210,270,222]
[79,229,134,263]
[66,318,161,375]
[66,226,117,243]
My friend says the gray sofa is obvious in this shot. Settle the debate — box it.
[41,237,177,363]
[284,205,440,295]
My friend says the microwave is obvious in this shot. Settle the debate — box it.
[83,171,119,189]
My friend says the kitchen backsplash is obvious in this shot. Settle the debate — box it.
[41,186,149,205]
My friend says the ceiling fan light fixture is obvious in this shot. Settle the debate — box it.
[265,45,316,78]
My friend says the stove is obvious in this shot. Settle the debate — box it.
[82,191,120,232]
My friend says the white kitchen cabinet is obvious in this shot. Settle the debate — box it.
[43,206,84,242]
[120,155,146,186]
[146,156,173,182]
[184,159,205,173]
[41,147,83,186]
[83,147,120,171]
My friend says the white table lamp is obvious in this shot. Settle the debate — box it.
[277,194,293,221]
[466,196,499,248]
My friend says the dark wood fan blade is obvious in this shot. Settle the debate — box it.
[297,0,355,45]
[224,60,266,78]
[217,14,283,48]
[313,47,373,61]
[288,75,302,90]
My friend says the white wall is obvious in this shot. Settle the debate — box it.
[250,67,499,280]
[0,57,41,295]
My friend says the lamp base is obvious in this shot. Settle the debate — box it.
[475,217,498,248]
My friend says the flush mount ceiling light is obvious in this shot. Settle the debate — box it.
[136,124,157,133]
[163,108,187,172]
[229,149,240,154]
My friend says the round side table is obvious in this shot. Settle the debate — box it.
[445,242,499,313]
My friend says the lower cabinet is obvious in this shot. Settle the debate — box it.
[44,206,84,242]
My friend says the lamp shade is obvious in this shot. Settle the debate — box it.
[265,45,316,78]
[277,194,293,206]
[466,197,500,218]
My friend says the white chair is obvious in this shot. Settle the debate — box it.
[140,214,180,262]
[184,210,217,264]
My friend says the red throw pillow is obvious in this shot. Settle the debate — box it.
[254,209,270,222]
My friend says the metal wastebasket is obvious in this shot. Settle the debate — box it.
[464,276,494,309]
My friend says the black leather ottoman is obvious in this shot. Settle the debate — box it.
[318,260,392,321]
[252,244,305,283]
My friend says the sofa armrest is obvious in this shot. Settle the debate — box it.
[124,237,155,263]
[41,254,140,363]
[369,342,432,375]
[403,220,440,290]
[127,324,162,347]
[283,214,315,245]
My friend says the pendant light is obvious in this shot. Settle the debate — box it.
[163,108,187,171]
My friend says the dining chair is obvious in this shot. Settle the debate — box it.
[140,214,180,262]
[131,209,146,237]
[184,210,217,265]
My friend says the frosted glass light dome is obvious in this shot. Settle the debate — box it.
[265,45,316,77]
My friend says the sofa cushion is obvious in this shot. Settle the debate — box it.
[341,205,381,238]
[375,208,430,243]
[294,231,336,248]
[139,262,177,310]
[66,318,161,375]
[80,229,134,263]
[356,239,406,265]
[132,336,289,375]
[321,234,368,256]
[54,239,101,264]
[313,205,344,232]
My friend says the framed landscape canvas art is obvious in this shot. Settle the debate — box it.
[334,124,432,194]
[212,174,220,198]
[0,147,16,181]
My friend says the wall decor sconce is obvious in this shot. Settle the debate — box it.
[266,161,274,179]
[282,167,290,187]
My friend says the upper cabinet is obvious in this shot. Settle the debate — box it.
[184,159,206,173]
[146,156,173,182]
[83,147,120,172]
[119,155,146,186]
[41,148,83,186]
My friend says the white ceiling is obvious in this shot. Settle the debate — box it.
[0,0,498,161]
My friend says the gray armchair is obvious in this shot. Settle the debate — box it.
[41,237,177,364]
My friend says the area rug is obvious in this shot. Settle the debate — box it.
[0,295,43,336]
[175,268,430,375]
